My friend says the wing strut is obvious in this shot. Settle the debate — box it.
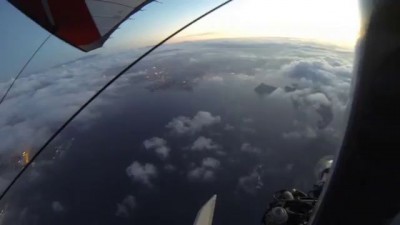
[0,34,51,105]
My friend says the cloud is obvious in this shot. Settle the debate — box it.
[240,143,261,154]
[51,201,64,213]
[202,157,220,169]
[243,118,254,123]
[166,111,221,135]
[282,126,317,140]
[238,166,264,194]
[281,58,350,111]
[143,137,166,149]
[154,146,170,159]
[122,195,136,209]
[272,54,352,133]
[208,76,224,82]
[115,195,136,218]
[285,164,294,172]
[270,87,337,134]
[235,73,254,80]
[188,167,215,181]
[306,93,330,107]
[188,157,220,182]
[224,124,235,131]
[281,58,351,86]
[191,136,218,151]
[164,164,176,172]
[126,161,157,187]
[143,137,170,159]
[115,204,129,218]
[241,127,256,134]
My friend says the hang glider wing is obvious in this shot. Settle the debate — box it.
[8,0,153,51]
[193,195,217,225]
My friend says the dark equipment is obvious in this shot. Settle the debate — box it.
[262,157,331,225]
[310,0,400,225]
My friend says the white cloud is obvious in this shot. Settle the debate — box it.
[238,166,263,194]
[240,143,261,154]
[216,150,227,156]
[281,58,350,86]
[51,201,64,213]
[122,195,136,209]
[224,124,235,131]
[143,137,166,149]
[166,111,221,135]
[279,58,351,114]
[241,127,256,134]
[306,93,331,107]
[188,167,215,182]
[115,195,136,218]
[282,131,301,139]
[270,55,352,137]
[191,136,218,151]
[126,161,157,187]
[202,157,220,169]
[115,204,129,218]
[187,157,220,182]
[208,76,224,82]
[285,164,294,172]
[282,126,317,140]
[143,137,170,159]
[235,73,254,80]
[164,164,176,172]
[243,118,254,123]
[154,146,170,159]
[188,167,211,181]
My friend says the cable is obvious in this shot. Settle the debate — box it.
[0,34,51,105]
[0,0,232,201]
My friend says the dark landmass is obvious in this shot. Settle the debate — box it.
[254,83,277,96]
[284,85,297,93]
[316,104,334,129]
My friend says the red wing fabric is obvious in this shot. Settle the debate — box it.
[9,0,152,51]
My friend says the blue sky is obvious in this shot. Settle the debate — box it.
[0,0,225,82]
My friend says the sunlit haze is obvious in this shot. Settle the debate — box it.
[175,0,360,48]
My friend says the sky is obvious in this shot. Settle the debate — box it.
[174,0,360,46]
[0,0,359,82]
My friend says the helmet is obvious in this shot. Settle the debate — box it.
[281,191,294,200]
[314,155,334,180]
[265,207,288,225]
